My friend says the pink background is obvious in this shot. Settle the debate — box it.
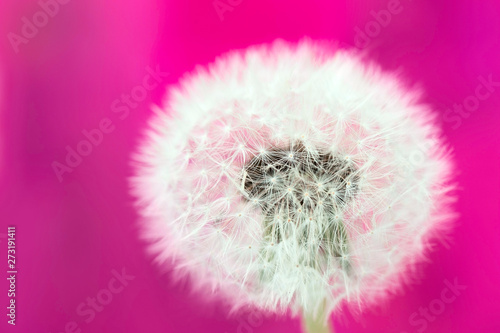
[1,0,499,332]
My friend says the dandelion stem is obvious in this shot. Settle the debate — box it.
[301,301,334,333]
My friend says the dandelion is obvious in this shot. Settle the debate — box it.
[131,40,455,332]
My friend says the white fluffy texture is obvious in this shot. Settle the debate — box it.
[131,40,455,318]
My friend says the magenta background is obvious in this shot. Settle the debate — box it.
[1,0,499,332]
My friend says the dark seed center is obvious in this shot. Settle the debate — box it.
[241,141,359,272]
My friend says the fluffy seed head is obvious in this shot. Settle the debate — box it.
[131,40,456,318]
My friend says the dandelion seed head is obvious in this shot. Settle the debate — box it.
[131,40,456,318]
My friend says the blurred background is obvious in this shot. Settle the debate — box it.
[0,0,499,332]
